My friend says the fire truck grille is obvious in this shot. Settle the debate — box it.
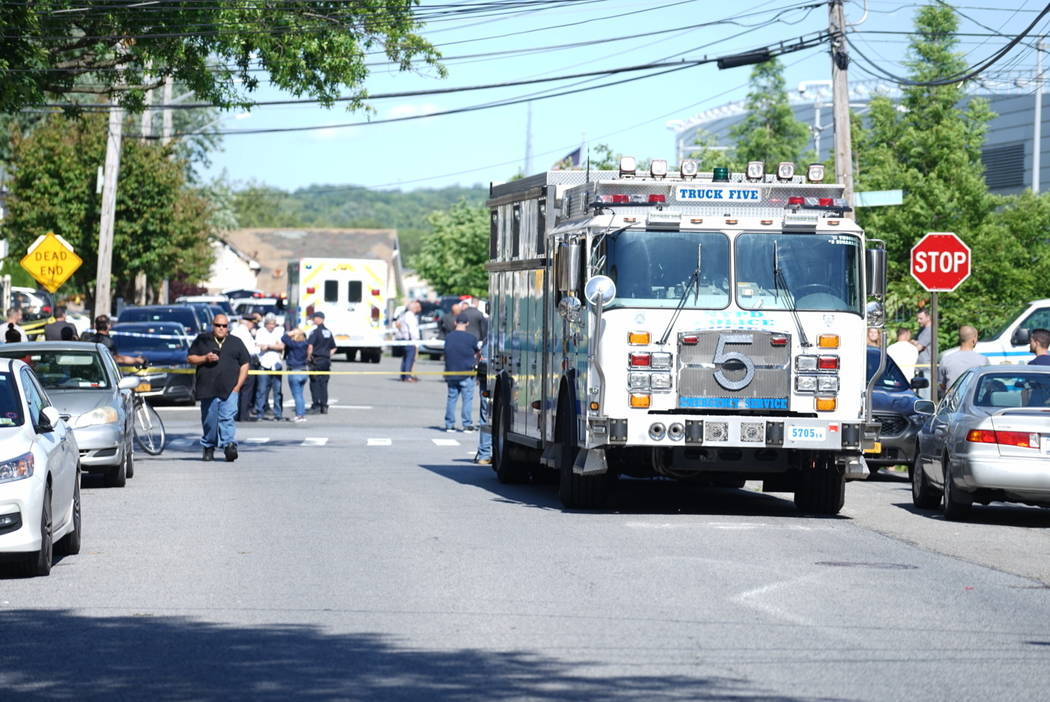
[677,330,791,409]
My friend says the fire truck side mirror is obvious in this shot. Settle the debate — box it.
[865,247,886,298]
[556,242,582,294]
[584,275,617,307]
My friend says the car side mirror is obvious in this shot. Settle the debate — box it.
[910,376,929,390]
[38,406,61,433]
[1011,327,1030,347]
[118,376,141,391]
[913,399,935,415]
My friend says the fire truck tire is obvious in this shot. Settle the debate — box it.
[493,394,530,484]
[556,396,608,509]
[793,453,844,515]
[345,349,358,362]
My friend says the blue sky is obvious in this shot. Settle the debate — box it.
[201,1,1045,193]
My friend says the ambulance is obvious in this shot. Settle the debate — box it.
[286,258,390,362]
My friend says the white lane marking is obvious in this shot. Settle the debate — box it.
[330,405,373,410]
[432,439,460,446]
[624,521,827,532]
[302,437,328,446]
[367,438,392,446]
[243,437,270,444]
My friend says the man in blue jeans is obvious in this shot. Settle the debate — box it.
[474,348,492,464]
[188,314,251,462]
[443,316,482,432]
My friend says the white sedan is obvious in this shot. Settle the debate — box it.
[0,358,81,576]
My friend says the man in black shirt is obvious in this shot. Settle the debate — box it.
[43,306,79,341]
[82,315,144,366]
[188,314,250,461]
[306,311,335,414]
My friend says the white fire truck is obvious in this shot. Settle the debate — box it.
[485,158,886,513]
[286,257,391,362]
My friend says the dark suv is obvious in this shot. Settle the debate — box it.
[865,347,929,478]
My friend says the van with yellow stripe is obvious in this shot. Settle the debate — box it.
[287,258,389,363]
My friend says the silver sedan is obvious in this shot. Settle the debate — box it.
[912,365,1050,520]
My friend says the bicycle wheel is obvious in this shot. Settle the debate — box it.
[133,400,166,455]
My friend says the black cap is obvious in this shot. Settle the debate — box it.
[455,314,470,324]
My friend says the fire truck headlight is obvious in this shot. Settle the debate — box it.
[650,352,672,370]
[807,163,825,182]
[795,375,818,393]
[680,160,698,177]
[777,161,795,180]
[817,376,839,393]
[650,373,672,390]
[628,372,650,390]
[650,159,668,178]
[746,161,765,180]
[796,355,818,372]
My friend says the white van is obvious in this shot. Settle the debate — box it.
[973,298,1050,364]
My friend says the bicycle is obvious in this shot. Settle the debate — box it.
[128,363,166,456]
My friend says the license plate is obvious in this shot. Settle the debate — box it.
[788,425,827,442]
[864,441,882,455]
[135,382,152,393]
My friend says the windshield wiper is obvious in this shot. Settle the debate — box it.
[658,243,701,346]
[773,240,811,348]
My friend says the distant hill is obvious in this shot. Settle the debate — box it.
[231,183,489,262]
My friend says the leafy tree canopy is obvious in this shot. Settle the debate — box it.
[729,58,812,168]
[411,201,488,298]
[0,1,442,113]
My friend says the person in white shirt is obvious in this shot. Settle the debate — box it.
[4,308,29,343]
[398,300,422,382]
[231,314,261,421]
[886,327,919,381]
[254,313,287,420]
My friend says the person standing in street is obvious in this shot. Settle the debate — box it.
[474,341,492,464]
[83,315,145,366]
[44,306,78,340]
[458,297,489,343]
[912,308,933,399]
[398,300,421,382]
[938,325,989,394]
[307,311,335,414]
[443,315,482,432]
[254,313,287,421]
[1029,328,1050,366]
[4,308,28,343]
[886,327,919,381]
[282,327,310,422]
[187,314,250,462]
[231,314,261,422]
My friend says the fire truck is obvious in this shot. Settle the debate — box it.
[485,158,886,513]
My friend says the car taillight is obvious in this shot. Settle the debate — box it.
[817,356,839,370]
[967,429,1038,448]
[306,287,315,294]
[681,335,699,345]
[629,352,651,368]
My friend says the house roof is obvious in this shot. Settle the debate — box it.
[220,228,400,294]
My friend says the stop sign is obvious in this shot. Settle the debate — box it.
[910,232,971,292]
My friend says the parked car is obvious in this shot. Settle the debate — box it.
[418,295,467,360]
[0,342,140,487]
[117,304,206,337]
[10,287,54,323]
[912,365,1050,520]
[974,298,1050,365]
[110,322,195,403]
[0,357,81,576]
[865,347,929,478]
[175,295,237,318]
[232,299,285,326]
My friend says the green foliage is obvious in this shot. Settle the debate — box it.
[729,58,812,168]
[0,1,442,113]
[2,114,213,306]
[230,182,488,262]
[411,201,489,297]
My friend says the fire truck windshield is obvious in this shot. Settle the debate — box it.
[602,230,730,309]
[735,232,862,314]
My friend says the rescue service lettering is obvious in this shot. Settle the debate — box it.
[676,187,761,202]
[679,397,788,410]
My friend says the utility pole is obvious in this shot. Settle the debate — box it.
[162,76,174,145]
[95,98,124,319]
[1035,38,1044,194]
[829,0,855,211]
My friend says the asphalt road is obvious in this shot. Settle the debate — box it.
[3,354,1050,701]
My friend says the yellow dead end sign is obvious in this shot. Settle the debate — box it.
[20,232,83,293]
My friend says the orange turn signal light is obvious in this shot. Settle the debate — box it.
[628,330,651,345]
[629,393,651,409]
[817,334,839,348]
[589,401,600,411]
[815,397,837,412]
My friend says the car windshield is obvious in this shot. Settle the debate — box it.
[112,329,188,352]
[735,233,862,313]
[601,230,730,309]
[973,373,1050,408]
[866,351,910,391]
[0,372,24,426]
[982,304,1029,341]
[0,351,110,390]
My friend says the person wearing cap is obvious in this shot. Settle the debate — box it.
[442,315,483,432]
[254,313,288,421]
[306,311,335,414]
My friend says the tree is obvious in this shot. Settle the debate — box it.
[853,4,1010,341]
[729,58,811,168]
[3,113,213,306]
[0,2,442,113]
[411,201,488,297]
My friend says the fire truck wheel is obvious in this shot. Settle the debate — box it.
[556,396,608,510]
[493,395,530,484]
[793,453,845,515]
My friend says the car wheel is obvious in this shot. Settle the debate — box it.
[57,469,82,557]
[911,455,940,509]
[369,349,382,363]
[104,451,127,488]
[125,440,135,479]
[345,349,357,362]
[24,482,53,577]
[557,393,609,509]
[941,456,972,521]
